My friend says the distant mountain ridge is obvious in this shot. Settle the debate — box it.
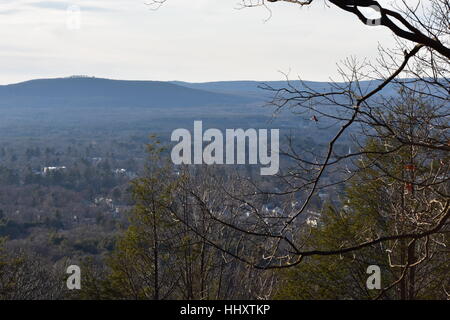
[171,79,384,96]
[0,76,436,142]
[0,76,431,110]
[0,77,256,109]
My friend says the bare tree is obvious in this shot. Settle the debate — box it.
[145,0,449,298]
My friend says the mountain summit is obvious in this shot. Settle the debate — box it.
[0,77,254,109]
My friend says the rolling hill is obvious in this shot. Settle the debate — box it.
[0,77,256,109]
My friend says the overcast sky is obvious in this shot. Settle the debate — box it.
[0,0,398,84]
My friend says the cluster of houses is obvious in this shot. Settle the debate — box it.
[37,163,136,179]
[260,201,323,228]
[93,196,125,219]
[42,166,67,175]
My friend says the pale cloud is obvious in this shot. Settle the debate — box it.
[0,0,401,84]
[27,1,115,12]
[0,9,22,15]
